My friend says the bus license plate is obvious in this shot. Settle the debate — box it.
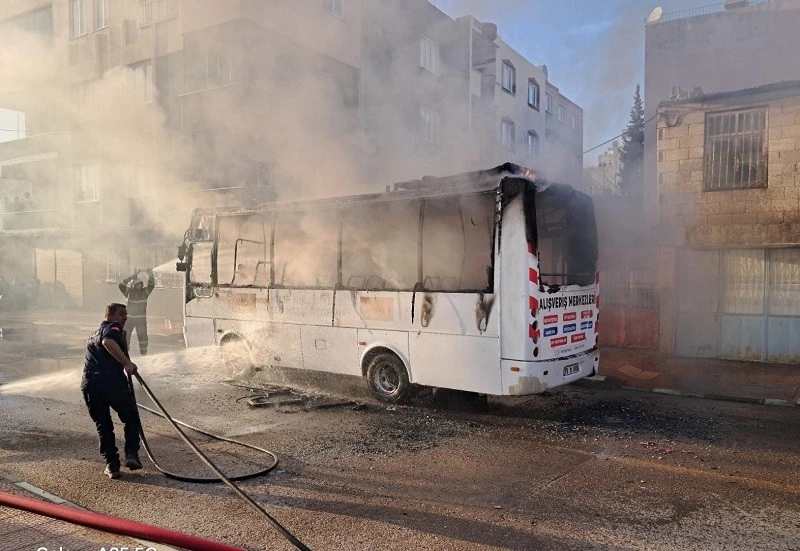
[563,363,579,377]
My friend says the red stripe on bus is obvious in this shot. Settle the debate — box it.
[528,242,535,255]
[529,296,539,310]
[529,325,540,340]
[529,268,538,283]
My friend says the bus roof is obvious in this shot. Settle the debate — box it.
[191,163,566,216]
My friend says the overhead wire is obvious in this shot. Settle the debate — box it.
[582,112,658,156]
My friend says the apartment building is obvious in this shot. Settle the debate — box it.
[0,0,583,315]
[0,0,364,313]
[360,4,583,185]
[656,80,800,363]
[460,16,582,183]
[583,142,622,197]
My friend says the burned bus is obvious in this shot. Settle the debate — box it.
[176,163,599,402]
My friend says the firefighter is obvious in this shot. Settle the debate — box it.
[81,303,142,479]
[118,268,155,355]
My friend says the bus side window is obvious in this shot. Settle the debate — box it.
[217,214,270,287]
[342,200,420,291]
[422,193,494,292]
[274,209,338,288]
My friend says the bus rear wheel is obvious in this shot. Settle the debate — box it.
[220,337,255,380]
[366,352,412,404]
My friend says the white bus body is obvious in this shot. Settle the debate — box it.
[177,163,599,402]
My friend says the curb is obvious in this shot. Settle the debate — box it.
[0,468,178,551]
[583,377,798,407]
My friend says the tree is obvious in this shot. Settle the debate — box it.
[618,84,644,200]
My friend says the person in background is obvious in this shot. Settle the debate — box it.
[118,268,155,355]
[10,195,23,212]
[81,303,143,479]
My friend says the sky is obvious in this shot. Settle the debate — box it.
[436,0,703,165]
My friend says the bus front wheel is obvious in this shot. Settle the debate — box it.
[366,352,412,404]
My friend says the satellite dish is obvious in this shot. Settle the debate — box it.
[647,6,663,23]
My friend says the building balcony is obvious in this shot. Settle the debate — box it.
[140,0,179,27]
[0,208,61,232]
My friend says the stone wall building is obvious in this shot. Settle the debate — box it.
[656,80,800,363]
[644,0,800,223]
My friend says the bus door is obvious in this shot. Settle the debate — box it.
[213,213,279,363]
[409,193,501,394]
[184,217,216,347]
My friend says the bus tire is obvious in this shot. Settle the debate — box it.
[365,352,412,404]
[219,336,255,380]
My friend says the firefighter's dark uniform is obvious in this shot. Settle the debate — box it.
[119,271,155,355]
[81,320,141,469]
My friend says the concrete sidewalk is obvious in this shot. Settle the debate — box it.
[598,346,800,406]
[0,470,164,551]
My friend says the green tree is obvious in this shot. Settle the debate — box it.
[618,84,644,200]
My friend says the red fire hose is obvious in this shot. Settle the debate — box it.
[0,490,246,551]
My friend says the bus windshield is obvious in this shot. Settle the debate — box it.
[532,184,597,288]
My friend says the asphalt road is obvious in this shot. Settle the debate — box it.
[0,325,799,551]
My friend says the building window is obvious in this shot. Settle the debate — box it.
[184,31,241,93]
[545,93,553,114]
[501,118,515,152]
[420,106,439,144]
[571,114,578,131]
[501,60,516,94]
[132,61,153,104]
[527,130,539,157]
[528,79,540,109]
[419,35,438,75]
[557,104,565,123]
[323,0,343,18]
[70,0,88,38]
[95,0,108,29]
[77,165,100,202]
[703,108,767,190]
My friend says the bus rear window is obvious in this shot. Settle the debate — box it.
[534,187,597,287]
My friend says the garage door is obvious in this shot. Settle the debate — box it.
[676,248,800,363]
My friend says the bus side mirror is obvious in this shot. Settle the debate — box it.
[178,243,187,261]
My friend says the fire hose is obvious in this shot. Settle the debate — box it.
[130,371,312,551]
[0,371,312,551]
[0,490,247,551]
